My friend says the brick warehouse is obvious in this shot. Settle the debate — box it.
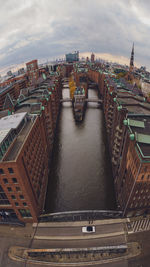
[0,112,47,222]
[0,66,62,222]
[88,65,150,217]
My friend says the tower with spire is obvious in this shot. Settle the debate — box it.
[129,43,134,72]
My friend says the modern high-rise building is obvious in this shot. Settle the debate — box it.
[66,51,79,63]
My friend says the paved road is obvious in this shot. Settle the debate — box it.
[0,220,142,267]
[26,260,128,267]
[31,234,126,248]
[127,217,150,233]
[35,223,125,237]
[128,230,150,267]
[0,235,128,267]
[0,236,30,267]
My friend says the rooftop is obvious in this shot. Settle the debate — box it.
[4,119,34,161]
[127,115,150,158]
[0,112,27,130]
[116,91,150,115]
[0,129,11,144]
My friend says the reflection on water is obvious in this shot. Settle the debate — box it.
[45,86,116,213]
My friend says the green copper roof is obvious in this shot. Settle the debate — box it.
[130,134,135,140]
[136,133,150,144]
[127,119,145,128]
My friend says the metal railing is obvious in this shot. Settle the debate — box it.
[39,210,123,222]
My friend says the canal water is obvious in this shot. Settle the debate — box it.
[45,83,116,213]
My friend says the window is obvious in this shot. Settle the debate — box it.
[19,209,32,218]
[144,166,147,172]
[23,202,27,206]
[0,185,10,205]
[19,195,24,200]
[11,195,16,200]
[8,168,14,174]
[15,202,19,206]
[3,178,8,184]
[0,169,4,175]
[16,187,21,192]
[141,175,144,180]
[7,187,12,192]
[12,178,18,184]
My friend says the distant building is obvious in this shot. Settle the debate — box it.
[66,51,79,63]
[0,78,28,111]
[26,59,39,85]
[18,68,25,75]
[91,53,95,63]
[7,71,13,77]
[86,57,89,63]
[129,43,134,73]
[140,66,146,72]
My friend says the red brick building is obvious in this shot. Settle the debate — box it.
[0,70,62,222]
[0,112,48,222]
[88,66,150,217]
[26,59,39,85]
[0,78,28,111]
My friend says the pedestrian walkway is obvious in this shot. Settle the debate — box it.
[127,218,150,234]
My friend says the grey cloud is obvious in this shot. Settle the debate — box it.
[0,0,150,69]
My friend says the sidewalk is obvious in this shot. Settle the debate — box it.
[33,217,128,228]
[0,223,34,239]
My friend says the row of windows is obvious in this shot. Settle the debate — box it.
[11,195,24,200]
[141,174,150,180]
[0,186,10,205]
[15,202,27,207]
[135,188,150,194]
[133,195,150,200]
[7,186,21,192]
[0,168,14,175]
[0,199,10,205]
[3,178,18,184]
[19,209,32,218]
[130,200,150,208]
[24,136,41,156]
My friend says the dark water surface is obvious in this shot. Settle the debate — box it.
[45,85,116,213]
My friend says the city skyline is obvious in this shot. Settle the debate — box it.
[0,0,150,69]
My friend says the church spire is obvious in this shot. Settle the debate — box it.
[129,42,134,72]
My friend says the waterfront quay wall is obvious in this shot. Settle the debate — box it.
[88,67,150,217]
[0,72,63,223]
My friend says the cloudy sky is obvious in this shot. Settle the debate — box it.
[0,0,150,70]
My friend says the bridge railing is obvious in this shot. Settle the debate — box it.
[39,210,123,222]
